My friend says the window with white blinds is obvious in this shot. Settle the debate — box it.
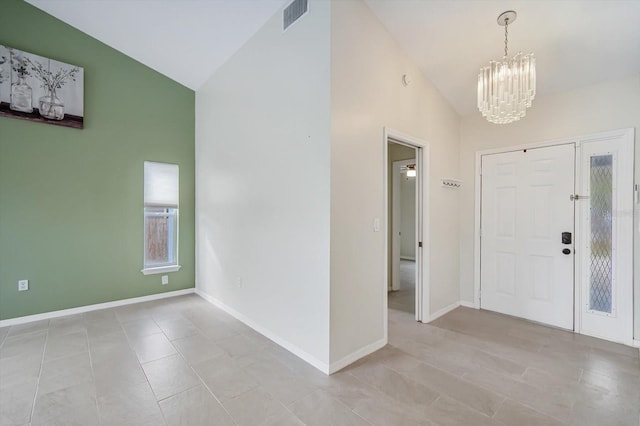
[142,161,180,275]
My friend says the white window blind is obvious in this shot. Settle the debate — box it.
[144,162,179,208]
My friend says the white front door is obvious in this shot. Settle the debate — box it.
[481,144,575,329]
[577,133,634,344]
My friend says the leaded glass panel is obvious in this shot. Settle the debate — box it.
[589,155,613,313]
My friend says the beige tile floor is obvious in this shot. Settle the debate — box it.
[0,294,638,425]
[388,260,416,313]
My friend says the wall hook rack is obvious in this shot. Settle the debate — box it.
[440,178,462,189]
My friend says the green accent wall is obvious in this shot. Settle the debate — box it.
[0,0,195,320]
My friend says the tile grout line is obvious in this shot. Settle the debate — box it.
[85,317,104,426]
[132,307,175,425]
[299,388,374,426]
[255,381,310,425]
[188,370,241,425]
[383,345,507,417]
[27,320,50,424]
[169,324,242,426]
[385,343,569,424]
[105,306,169,425]
[344,369,439,422]
[148,303,241,425]
[457,371,570,424]
[0,329,7,349]
[489,397,508,420]
[176,329,310,426]
[382,361,499,421]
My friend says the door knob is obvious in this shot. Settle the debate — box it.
[562,248,571,255]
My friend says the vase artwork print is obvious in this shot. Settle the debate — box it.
[0,45,84,129]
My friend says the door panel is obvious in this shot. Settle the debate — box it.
[481,153,519,318]
[578,136,634,344]
[481,144,575,329]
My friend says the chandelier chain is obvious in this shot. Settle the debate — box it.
[504,18,509,58]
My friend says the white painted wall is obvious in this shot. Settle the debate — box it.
[459,74,640,339]
[330,0,461,363]
[400,174,416,259]
[195,1,331,368]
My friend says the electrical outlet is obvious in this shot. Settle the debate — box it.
[18,280,29,292]
[235,276,243,288]
[161,275,169,285]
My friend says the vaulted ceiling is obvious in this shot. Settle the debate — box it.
[26,0,640,117]
[25,0,287,90]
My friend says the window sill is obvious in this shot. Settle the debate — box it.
[141,265,181,275]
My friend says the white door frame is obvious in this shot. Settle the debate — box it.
[383,127,430,326]
[391,159,416,292]
[473,128,635,345]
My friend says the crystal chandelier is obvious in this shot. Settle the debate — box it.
[477,11,536,124]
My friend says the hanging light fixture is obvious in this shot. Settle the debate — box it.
[477,11,536,124]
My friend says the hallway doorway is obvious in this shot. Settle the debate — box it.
[386,139,420,318]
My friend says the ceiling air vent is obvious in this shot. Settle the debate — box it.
[283,0,308,31]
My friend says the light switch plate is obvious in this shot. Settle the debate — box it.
[18,280,29,291]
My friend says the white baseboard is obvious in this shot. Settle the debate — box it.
[195,289,331,374]
[0,288,195,328]
[632,339,640,348]
[459,300,477,309]
[427,301,461,322]
[328,337,387,374]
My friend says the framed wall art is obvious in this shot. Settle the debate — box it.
[0,45,84,129]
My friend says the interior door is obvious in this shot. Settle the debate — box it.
[577,134,634,344]
[481,144,575,329]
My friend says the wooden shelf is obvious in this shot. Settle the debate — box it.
[0,102,83,129]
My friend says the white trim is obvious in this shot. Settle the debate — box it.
[384,127,430,326]
[328,337,387,374]
[383,132,389,340]
[633,340,640,348]
[141,265,182,275]
[574,142,584,336]
[0,288,195,327]
[473,153,482,308]
[427,301,460,322]
[195,289,331,374]
[459,300,476,309]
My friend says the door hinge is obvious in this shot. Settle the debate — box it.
[418,241,423,248]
